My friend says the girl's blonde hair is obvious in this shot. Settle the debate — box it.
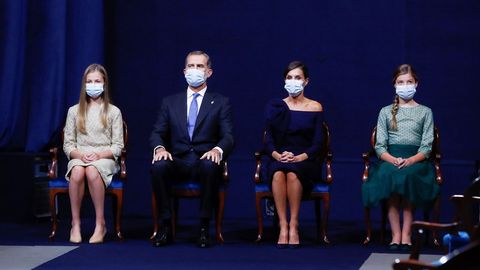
[76,64,111,134]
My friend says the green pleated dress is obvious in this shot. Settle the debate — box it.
[362,104,440,210]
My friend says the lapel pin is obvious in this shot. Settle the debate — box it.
[211,100,214,104]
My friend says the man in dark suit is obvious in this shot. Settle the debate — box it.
[150,50,234,248]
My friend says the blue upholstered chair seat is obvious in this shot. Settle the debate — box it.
[312,183,330,193]
[172,181,227,192]
[443,231,470,252]
[48,177,124,189]
[173,182,199,190]
[254,182,330,193]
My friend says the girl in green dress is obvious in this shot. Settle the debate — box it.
[362,64,439,250]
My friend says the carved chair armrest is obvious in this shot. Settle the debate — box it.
[325,151,333,184]
[409,221,461,260]
[254,151,264,184]
[361,150,374,182]
[48,147,59,179]
[434,153,442,185]
[412,221,460,233]
[119,148,127,179]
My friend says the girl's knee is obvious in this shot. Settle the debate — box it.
[85,166,101,182]
[70,166,86,183]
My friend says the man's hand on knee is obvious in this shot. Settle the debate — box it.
[152,148,173,163]
[200,148,221,165]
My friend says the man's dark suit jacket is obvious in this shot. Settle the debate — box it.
[150,91,234,159]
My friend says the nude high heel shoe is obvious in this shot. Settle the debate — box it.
[69,228,82,244]
[89,226,107,244]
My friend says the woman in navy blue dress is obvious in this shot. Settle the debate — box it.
[264,61,324,247]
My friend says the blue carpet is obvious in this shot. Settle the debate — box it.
[0,217,444,269]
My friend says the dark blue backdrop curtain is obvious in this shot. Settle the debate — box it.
[0,0,104,151]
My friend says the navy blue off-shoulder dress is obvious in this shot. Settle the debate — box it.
[264,99,325,194]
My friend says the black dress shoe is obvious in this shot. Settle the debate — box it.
[152,226,172,247]
[288,243,300,249]
[388,243,400,251]
[400,243,412,251]
[197,227,210,248]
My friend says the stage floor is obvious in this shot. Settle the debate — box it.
[0,217,444,269]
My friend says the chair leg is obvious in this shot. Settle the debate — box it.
[150,192,158,240]
[172,198,179,240]
[255,194,264,242]
[321,193,330,244]
[216,190,225,243]
[112,190,123,240]
[431,196,441,247]
[49,190,58,239]
[364,207,371,245]
[314,199,321,243]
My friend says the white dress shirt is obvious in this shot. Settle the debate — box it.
[187,86,207,117]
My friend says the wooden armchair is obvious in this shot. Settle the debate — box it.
[253,122,333,244]
[392,177,480,270]
[150,161,229,243]
[48,121,128,240]
[362,126,442,245]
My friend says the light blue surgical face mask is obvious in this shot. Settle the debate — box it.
[395,84,416,100]
[284,79,304,97]
[185,68,206,87]
[86,83,104,98]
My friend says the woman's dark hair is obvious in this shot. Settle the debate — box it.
[283,61,309,79]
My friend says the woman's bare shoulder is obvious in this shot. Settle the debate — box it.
[308,99,323,112]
